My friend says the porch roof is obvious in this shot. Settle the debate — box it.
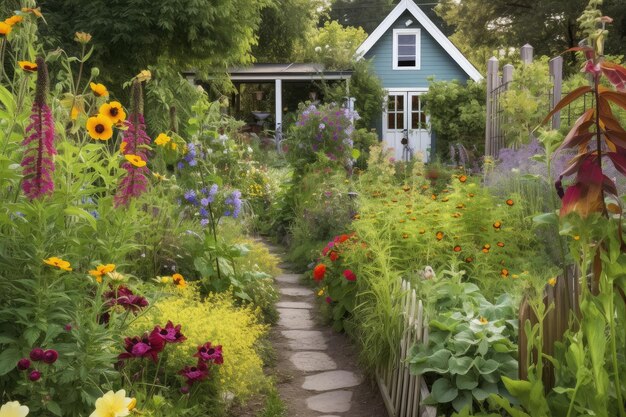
[225,63,352,82]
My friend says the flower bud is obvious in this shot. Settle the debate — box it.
[28,370,41,381]
[43,349,58,364]
[29,348,44,361]
[17,358,31,371]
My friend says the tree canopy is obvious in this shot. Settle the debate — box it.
[38,0,271,86]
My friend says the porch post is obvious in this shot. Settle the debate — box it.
[275,79,283,131]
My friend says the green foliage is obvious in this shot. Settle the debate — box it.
[421,78,485,159]
[295,21,367,71]
[40,0,272,88]
[408,271,518,414]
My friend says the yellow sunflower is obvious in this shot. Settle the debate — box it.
[99,101,126,124]
[18,61,37,73]
[86,115,113,140]
[124,154,146,168]
[0,22,12,36]
[90,82,109,97]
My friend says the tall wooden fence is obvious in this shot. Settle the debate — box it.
[484,44,589,158]
[376,279,436,417]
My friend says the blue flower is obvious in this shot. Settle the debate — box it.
[224,189,242,218]
[184,190,197,205]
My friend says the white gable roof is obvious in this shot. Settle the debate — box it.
[355,0,483,81]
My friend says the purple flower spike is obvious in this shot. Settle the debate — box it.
[21,57,56,200]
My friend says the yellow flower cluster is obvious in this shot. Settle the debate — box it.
[130,288,268,399]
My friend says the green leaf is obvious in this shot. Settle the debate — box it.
[449,356,474,375]
[452,390,473,412]
[0,347,21,375]
[64,207,97,230]
[473,357,499,374]
[430,377,458,403]
[47,401,62,416]
[533,212,558,226]
[351,148,361,160]
[410,349,451,375]
[455,372,479,390]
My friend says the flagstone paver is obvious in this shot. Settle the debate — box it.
[290,351,337,372]
[302,370,363,391]
[277,308,315,329]
[279,287,312,297]
[276,301,313,309]
[306,391,353,413]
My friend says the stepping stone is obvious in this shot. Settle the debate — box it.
[276,301,313,309]
[306,390,353,413]
[281,330,328,350]
[319,415,341,417]
[290,351,337,372]
[275,274,301,284]
[280,287,311,297]
[277,308,314,329]
[302,370,363,391]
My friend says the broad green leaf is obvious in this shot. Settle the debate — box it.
[473,357,499,374]
[449,356,474,375]
[430,377,458,403]
[0,347,21,375]
[64,207,97,230]
[455,372,479,390]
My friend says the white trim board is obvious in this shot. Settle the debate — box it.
[355,0,483,82]
[385,87,429,92]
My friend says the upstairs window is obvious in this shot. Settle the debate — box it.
[393,29,420,70]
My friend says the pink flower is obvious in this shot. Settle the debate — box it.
[29,370,41,381]
[29,348,44,361]
[17,358,30,371]
[178,361,209,386]
[150,321,186,344]
[343,269,357,282]
[21,57,56,200]
[42,349,58,364]
[118,334,163,363]
[194,342,224,364]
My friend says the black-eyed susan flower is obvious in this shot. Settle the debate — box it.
[453,245,462,252]
[5,15,23,26]
[506,199,514,206]
[90,82,108,97]
[125,154,146,168]
[86,114,113,140]
[459,175,467,183]
[468,193,475,198]
[501,268,509,278]
[410,217,417,221]
[436,231,444,241]
[402,185,410,192]
[465,257,473,263]
[431,194,437,200]
[0,22,12,36]
[99,101,126,124]
[493,221,502,230]
[154,133,171,146]
[497,242,505,247]
[456,203,465,209]
[43,257,72,271]
[120,141,128,153]
[402,233,410,239]
[18,61,37,73]
[172,273,186,288]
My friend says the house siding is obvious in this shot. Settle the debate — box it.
[365,11,469,88]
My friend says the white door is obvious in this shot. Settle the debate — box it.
[383,92,431,162]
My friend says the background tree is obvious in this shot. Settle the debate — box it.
[252,0,326,62]
[436,0,626,71]
[37,0,272,91]
[295,21,368,70]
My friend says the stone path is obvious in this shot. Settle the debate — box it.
[269,257,387,417]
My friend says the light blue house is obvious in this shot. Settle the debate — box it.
[355,0,482,161]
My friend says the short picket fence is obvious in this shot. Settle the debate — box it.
[376,279,437,417]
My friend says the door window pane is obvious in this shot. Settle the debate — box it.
[396,96,404,110]
[388,113,395,129]
[396,113,404,129]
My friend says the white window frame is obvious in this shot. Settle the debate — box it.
[392,28,421,70]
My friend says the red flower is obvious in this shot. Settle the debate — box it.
[325,296,332,304]
[329,251,339,262]
[151,321,186,344]
[118,334,163,363]
[42,349,58,364]
[343,269,357,282]
[313,264,326,282]
[28,370,41,382]
[29,348,44,361]
[178,361,209,386]
[194,342,224,364]
[17,358,30,371]
[337,234,350,243]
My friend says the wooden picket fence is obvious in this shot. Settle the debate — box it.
[376,279,437,417]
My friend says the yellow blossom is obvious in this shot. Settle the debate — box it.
[86,114,113,140]
[99,101,126,124]
[4,15,23,26]
[479,316,488,324]
[154,133,171,146]
[90,82,109,97]
[548,277,557,287]
[317,289,324,296]
[172,273,187,288]
[74,32,92,44]
[0,22,12,36]
[89,264,116,283]
[0,401,29,417]
[18,61,37,73]
[124,154,146,168]
[135,70,151,82]
[89,389,133,417]
[43,257,72,272]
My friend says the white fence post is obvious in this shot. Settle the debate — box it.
[521,44,534,64]
[549,56,564,130]
[485,57,500,158]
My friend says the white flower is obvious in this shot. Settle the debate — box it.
[0,401,29,417]
[223,150,228,154]
[247,146,253,153]
[206,148,213,155]
[314,46,322,53]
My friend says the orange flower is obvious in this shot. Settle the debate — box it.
[497,242,505,247]
[453,245,462,252]
[43,257,72,271]
[436,231,444,241]
[0,22,12,36]
[431,194,437,200]
[18,61,37,73]
[402,233,409,239]
[99,101,126,124]
[501,268,509,278]
[5,15,23,26]
[459,175,467,183]
[90,82,109,97]
[172,273,187,288]
[89,264,116,283]
[493,221,502,230]
[465,257,473,263]
[468,193,475,198]
[313,264,326,282]
[506,199,514,206]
